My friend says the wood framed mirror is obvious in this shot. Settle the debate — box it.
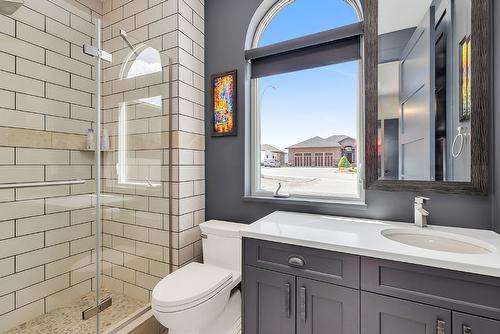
[363,0,491,195]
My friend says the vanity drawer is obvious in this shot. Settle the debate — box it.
[361,257,500,320]
[244,238,360,288]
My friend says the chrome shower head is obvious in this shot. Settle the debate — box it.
[0,0,23,15]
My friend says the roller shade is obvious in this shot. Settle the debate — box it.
[246,22,363,79]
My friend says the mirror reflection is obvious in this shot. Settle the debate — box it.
[377,0,471,182]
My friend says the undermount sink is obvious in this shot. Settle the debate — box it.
[381,228,496,254]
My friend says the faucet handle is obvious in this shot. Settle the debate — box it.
[415,196,430,204]
[417,207,429,216]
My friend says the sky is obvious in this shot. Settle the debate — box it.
[258,0,360,152]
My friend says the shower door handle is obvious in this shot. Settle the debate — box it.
[0,179,86,189]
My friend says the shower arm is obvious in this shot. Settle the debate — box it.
[119,29,140,57]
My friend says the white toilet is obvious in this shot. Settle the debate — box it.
[152,220,246,334]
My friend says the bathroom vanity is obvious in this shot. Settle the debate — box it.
[241,212,500,334]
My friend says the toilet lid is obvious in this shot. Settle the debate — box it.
[152,262,233,309]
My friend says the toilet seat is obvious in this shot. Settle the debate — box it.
[152,262,233,313]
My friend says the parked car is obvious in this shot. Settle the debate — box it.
[263,158,280,167]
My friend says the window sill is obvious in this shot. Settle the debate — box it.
[242,195,367,210]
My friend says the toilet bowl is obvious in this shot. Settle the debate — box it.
[152,220,245,334]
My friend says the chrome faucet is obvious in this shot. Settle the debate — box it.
[273,182,290,198]
[414,196,430,228]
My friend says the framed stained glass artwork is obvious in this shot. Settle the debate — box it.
[459,36,471,122]
[211,70,237,136]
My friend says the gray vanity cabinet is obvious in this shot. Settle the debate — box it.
[297,277,360,334]
[243,238,360,334]
[243,267,359,334]
[244,265,296,334]
[361,291,452,334]
[243,238,500,334]
[452,313,500,334]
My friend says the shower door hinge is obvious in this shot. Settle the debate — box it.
[82,297,113,320]
[83,44,113,62]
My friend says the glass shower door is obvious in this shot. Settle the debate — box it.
[0,1,100,333]
[97,23,172,332]
[0,2,171,332]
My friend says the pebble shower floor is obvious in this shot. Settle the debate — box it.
[5,289,147,334]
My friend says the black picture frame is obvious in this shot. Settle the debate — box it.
[211,70,237,137]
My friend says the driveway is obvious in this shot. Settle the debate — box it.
[260,167,359,198]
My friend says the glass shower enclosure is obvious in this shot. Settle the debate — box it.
[0,1,171,333]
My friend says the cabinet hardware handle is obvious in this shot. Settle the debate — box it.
[463,325,472,334]
[300,287,306,322]
[437,320,446,334]
[284,283,291,318]
[288,255,305,268]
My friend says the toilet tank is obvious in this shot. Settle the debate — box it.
[199,220,246,273]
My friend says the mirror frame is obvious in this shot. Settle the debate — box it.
[363,0,491,195]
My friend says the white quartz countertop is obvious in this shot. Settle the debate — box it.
[240,211,500,278]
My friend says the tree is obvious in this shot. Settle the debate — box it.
[338,155,351,169]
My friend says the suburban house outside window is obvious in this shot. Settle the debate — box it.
[246,0,365,203]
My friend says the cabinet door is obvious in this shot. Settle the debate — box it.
[453,312,500,334]
[361,292,451,334]
[243,266,295,334]
[297,277,359,334]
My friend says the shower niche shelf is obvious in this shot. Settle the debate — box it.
[80,149,113,152]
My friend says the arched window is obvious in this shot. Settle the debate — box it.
[257,0,362,47]
[245,0,364,203]
[126,47,162,79]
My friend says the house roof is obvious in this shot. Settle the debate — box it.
[261,144,285,153]
[286,135,355,149]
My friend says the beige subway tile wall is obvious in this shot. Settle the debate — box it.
[98,0,205,301]
[100,0,205,303]
[0,0,102,332]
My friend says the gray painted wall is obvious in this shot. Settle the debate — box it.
[205,0,496,231]
[494,1,499,233]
